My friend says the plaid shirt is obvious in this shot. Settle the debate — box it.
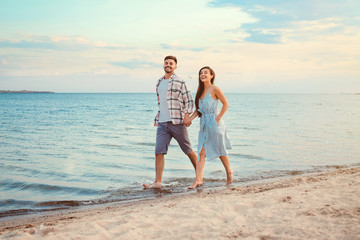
[154,73,194,126]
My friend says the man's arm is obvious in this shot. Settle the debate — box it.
[181,82,194,127]
[181,82,194,114]
[183,113,191,127]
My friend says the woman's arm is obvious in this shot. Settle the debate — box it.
[213,86,229,124]
[189,110,199,121]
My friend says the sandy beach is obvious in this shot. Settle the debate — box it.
[1,166,359,240]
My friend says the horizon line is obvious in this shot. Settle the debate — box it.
[1,90,358,95]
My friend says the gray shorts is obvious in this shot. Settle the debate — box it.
[155,122,193,155]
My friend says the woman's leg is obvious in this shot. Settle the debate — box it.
[189,146,206,189]
[219,156,233,186]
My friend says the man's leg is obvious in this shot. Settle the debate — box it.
[143,123,171,189]
[187,150,197,170]
[154,153,165,183]
[170,123,197,170]
[143,154,164,189]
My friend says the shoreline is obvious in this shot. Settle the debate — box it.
[0,165,352,219]
[1,166,359,239]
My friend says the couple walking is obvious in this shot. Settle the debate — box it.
[143,56,232,189]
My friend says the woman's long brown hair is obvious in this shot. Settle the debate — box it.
[195,66,215,117]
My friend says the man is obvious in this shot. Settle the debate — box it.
[143,56,197,189]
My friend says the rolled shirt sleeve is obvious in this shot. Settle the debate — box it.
[181,81,194,114]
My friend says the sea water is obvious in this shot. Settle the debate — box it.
[1,93,359,217]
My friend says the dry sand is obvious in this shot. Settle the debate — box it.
[1,167,359,240]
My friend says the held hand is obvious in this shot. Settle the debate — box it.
[183,115,192,127]
[183,118,192,127]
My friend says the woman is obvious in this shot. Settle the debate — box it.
[188,66,232,189]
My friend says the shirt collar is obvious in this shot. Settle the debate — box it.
[157,73,176,87]
[162,73,176,81]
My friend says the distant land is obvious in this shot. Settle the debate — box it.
[0,90,55,93]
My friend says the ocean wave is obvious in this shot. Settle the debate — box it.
[0,179,103,195]
[35,200,81,207]
[0,199,34,206]
[229,153,265,160]
[131,141,155,147]
[96,143,128,150]
[1,164,69,178]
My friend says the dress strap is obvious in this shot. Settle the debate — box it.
[206,85,213,97]
[208,85,215,99]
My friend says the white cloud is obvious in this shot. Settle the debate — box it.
[1,59,9,65]
[0,0,359,93]
[294,18,342,32]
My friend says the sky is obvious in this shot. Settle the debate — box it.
[0,0,359,93]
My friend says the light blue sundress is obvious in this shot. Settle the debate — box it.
[198,89,232,160]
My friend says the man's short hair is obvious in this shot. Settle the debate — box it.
[164,56,177,64]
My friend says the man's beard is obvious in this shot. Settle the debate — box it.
[164,67,172,73]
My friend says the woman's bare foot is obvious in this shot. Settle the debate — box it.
[226,171,233,186]
[143,182,162,189]
[188,180,203,189]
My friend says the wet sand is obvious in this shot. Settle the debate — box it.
[1,167,359,240]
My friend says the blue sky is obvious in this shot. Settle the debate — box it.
[0,0,359,93]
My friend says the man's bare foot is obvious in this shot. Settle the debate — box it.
[226,171,233,186]
[143,182,162,189]
[188,180,203,189]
